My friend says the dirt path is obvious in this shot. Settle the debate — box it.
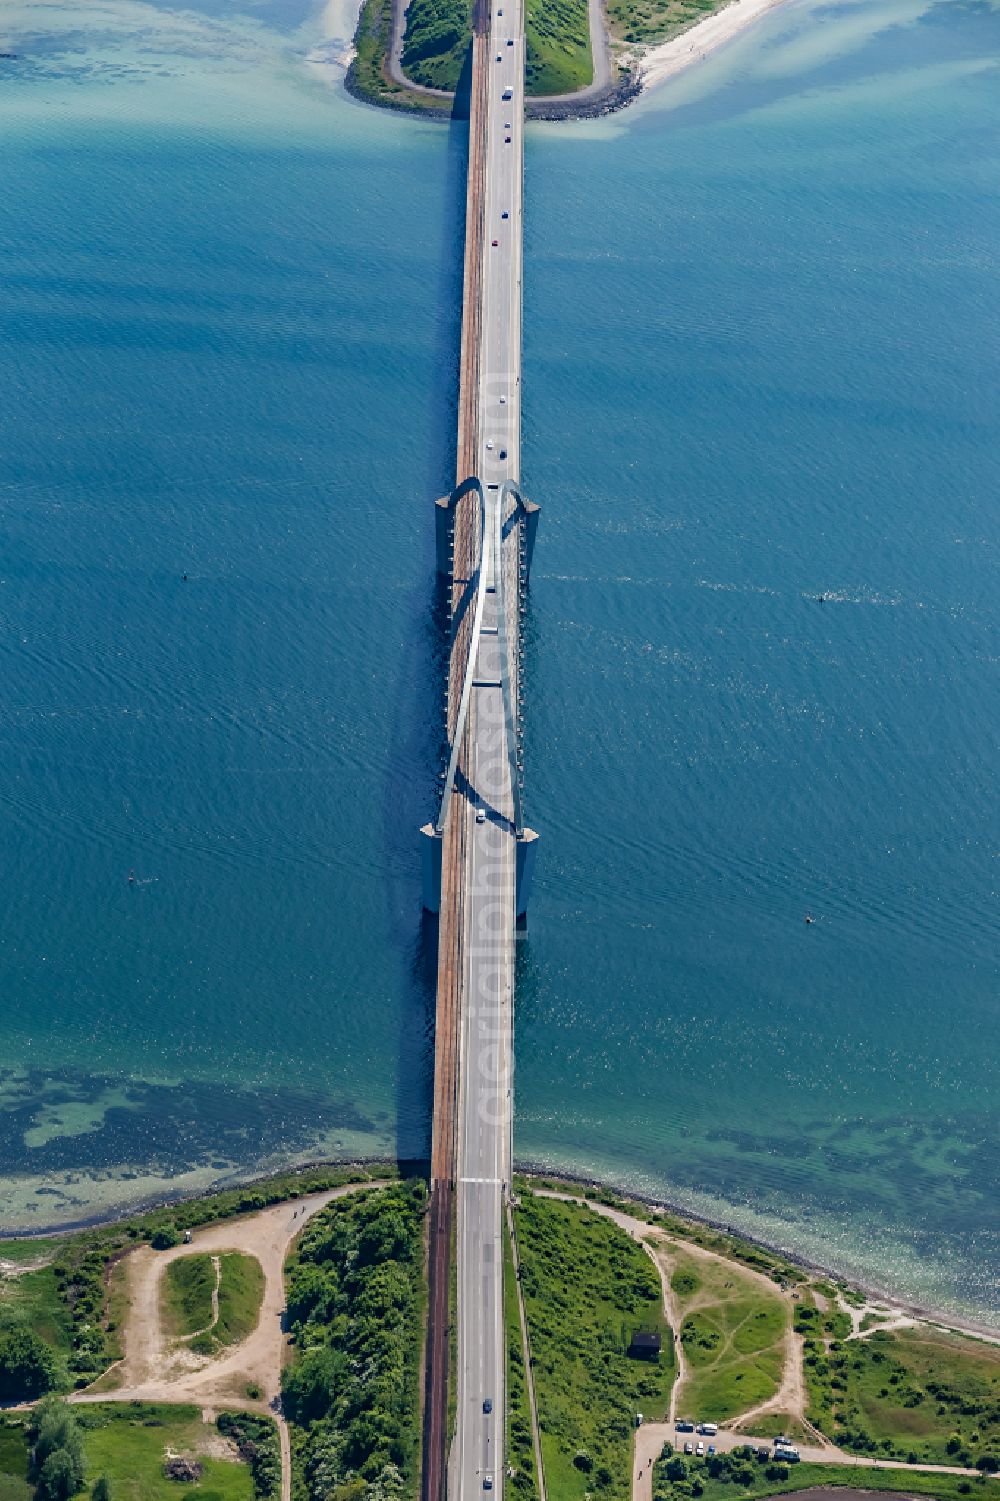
[729,1320,819,1439]
[71,1181,382,1501]
[99,1184,366,1402]
[180,1256,222,1343]
[537,1190,802,1431]
[529,1186,994,1501]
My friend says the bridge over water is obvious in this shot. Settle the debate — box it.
[418,0,535,1497]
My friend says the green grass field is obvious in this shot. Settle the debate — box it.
[163,1254,217,1337]
[505,1218,541,1501]
[663,1245,787,1423]
[605,0,732,47]
[213,1254,264,1349]
[0,1257,76,1384]
[0,1423,30,1501]
[348,0,452,109]
[737,1411,807,1441]
[401,0,472,90]
[0,1406,257,1501]
[71,1405,255,1500]
[162,1251,263,1355]
[519,1176,811,1295]
[397,0,592,98]
[515,1192,674,1501]
[525,0,592,94]
[803,1322,1000,1466]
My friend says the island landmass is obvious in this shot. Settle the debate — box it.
[345,0,797,116]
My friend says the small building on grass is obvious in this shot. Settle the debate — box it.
[628,1329,661,1361]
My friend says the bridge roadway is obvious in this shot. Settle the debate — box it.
[421,0,525,1495]
[456,2,525,1501]
[453,0,524,1498]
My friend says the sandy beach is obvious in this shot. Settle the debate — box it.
[637,0,796,89]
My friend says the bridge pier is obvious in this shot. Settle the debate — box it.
[420,823,443,913]
[422,822,538,918]
[435,484,540,581]
[434,496,453,578]
[515,828,539,918]
[519,496,540,583]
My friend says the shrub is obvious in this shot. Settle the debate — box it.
[0,1328,58,1401]
[37,1448,83,1501]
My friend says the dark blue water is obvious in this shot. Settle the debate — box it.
[0,0,997,1323]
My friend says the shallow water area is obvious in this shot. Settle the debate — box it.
[1,0,998,1328]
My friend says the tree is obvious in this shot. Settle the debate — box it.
[665,1457,688,1481]
[281,1344,345,1425]
[92,1478,113,1501]
[38,1447,84,1501]
[0,1328,58,1401]
[33,1397,81,1468]
[151,1224,180,1250]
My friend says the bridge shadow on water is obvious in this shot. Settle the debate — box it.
[378,104,472,1179]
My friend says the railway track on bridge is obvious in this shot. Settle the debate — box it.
[420,0,536,1495]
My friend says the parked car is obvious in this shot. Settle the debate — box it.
[774,1446,800,1464]
[695,1443,705,1457]
[707,1446,716,1456]
[683,1443,694,1455]
[675,1422,695,1433]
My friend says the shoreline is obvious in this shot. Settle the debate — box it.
[633,0,796,91]
[3,1153,997,1344]
[516,1161,1000,1345]
[339,0,798,119]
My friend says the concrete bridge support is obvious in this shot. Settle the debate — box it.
[515,828,539,918]
[420,823,443,913]
[434,496,454,578]
[519,496,540,582]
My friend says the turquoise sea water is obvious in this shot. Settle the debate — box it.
[0,0,997,1323]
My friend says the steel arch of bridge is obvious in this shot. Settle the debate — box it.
[434,477,530,839]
